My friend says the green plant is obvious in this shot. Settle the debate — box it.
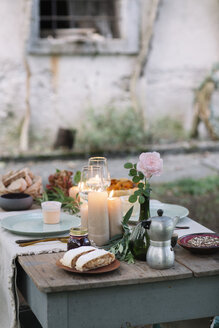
[124,162,150,205]
[153,176,219,197]
[150,116,187,143]
[78,107,148,151]
[104,206,135,263]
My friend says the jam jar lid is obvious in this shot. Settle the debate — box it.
[70,227,88,236]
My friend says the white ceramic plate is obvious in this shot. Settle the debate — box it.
[1,212,81,236]
[129,201,189,224]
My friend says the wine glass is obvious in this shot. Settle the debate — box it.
[79,165,104,200]
[88,157,111,189]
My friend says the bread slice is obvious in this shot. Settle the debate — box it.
[24,174,33,187]
[7,178,27,193]
[2,168,34,187]
[60,246,96,268]
[75,249,115,272]
[25,176,42,198]
[3,169,26,186]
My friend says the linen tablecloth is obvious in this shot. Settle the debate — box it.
[0,208,213,328]
[0,209,69,328]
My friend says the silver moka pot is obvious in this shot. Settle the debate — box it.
[142,209,179,269]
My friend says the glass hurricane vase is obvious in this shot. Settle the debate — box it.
[129,194,150,261]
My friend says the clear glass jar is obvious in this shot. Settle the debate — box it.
[67,227,91,250]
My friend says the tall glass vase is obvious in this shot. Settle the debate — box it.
[129,194,150,261]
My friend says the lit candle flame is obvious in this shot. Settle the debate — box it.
[109,190,114,198]
[79,182,84,190]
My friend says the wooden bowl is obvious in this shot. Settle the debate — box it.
[177,233,219,255]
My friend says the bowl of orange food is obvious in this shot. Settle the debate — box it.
[107,179,138,197]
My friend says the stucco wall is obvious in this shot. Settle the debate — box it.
[143,0,219,130]
[28,55,134,140]
[0,0,219,153]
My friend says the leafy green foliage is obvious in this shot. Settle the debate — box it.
[77,107,148,151]
[37,187,80,215]
[104,159,152,263]
[129,168,137,176]
[124,160,151,205]
[74,171,81,185]
[149,116,187,143]
[104,206,135,263]
[124,163,133,169]
[153,176,219,197]
[139,195,145,204]
[129,194,137,203]
[138,182,144,189]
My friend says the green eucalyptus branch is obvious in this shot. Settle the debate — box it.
[104,206,135,263]
[124,162,151,205]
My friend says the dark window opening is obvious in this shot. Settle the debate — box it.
[39,0,120,39]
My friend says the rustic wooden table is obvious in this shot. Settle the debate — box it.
[17,245,219,328]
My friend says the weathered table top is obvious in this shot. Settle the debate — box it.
[18,246,219,293]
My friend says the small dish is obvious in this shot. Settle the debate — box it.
[0,193,33,211]
[178,233,219,255]
[56,259,120,274]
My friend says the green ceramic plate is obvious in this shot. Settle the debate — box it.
[129,202,189,224]
[1,212,81,236]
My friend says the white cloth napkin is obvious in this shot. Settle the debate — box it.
[0,209,69,328]
[174,216,212,237]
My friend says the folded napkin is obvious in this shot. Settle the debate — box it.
[0,209,69,328]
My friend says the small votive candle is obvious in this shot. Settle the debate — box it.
[69,186,80,202]
[41,201,61,224]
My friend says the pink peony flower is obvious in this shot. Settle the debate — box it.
[137,152,163,179]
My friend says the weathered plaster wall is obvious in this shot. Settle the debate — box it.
[143,0,219,131]
[0,0,26,120]
[0,0,31,151]
[0,0,219,153]
[28,55,134,141]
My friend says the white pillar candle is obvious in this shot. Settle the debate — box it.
[108,196,123,238]
[69,186,80,202]
[80,202,89,229]
[88,191,109,246]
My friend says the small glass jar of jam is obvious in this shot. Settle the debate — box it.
[67,227,91,250]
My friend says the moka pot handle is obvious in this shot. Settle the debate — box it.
[141,220,151,230]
